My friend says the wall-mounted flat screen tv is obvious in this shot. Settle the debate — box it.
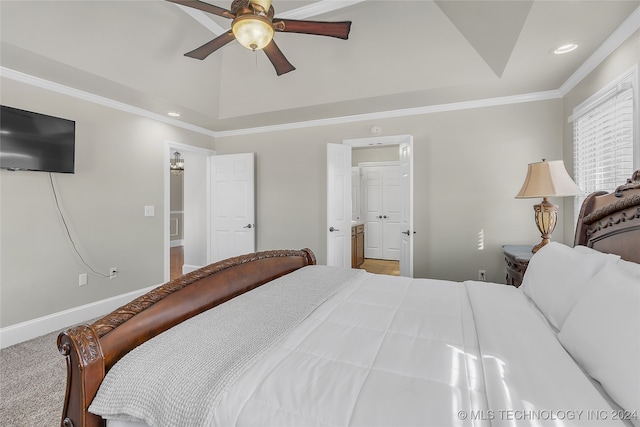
[0,105,75,173]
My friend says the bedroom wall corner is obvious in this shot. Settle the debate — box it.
[0,77,215,336]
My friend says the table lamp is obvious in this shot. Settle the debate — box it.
[515,159,582,253]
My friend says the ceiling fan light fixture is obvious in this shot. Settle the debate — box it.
[232,15,274,51]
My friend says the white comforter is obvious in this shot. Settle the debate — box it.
[103,267,624,427]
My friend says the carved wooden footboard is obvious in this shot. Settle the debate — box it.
[57,248,316,427]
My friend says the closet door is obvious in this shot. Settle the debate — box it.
[362,164,400,260]
[382,166,401,261]
[363,167,383,259]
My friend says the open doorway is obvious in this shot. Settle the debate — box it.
[335,135,414,277]
[169,151,184,279]
[357,159,401,276]
[163,141,215,282]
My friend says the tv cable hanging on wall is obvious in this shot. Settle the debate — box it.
[49,173,110,278]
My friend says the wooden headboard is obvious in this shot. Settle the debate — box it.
[574,170,640,263]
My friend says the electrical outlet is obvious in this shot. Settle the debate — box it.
[478,270,486,281]
[109,267,118,280]
[79,273,88,287]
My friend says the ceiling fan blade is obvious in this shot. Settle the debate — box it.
[263,41,296,76]
[272,19,351,40]
[166,0,235,19]
[185,31,236,60]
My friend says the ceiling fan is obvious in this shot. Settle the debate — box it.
[167,0,352,76]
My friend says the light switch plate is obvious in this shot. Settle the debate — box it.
[144,205,155,217]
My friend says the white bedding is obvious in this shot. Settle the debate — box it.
[214,273,487,427]
[101,268,628,427]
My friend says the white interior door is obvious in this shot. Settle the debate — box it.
[362,164,400,261]
[363,167,383,259]
[399,139,414,277]
[382,165,401,260]
[209,153,255,263]
[326,143,352,267]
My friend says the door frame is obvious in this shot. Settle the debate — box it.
[342,134,414,276]
[163,140,215,282]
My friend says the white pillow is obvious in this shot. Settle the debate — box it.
[520,242,619,330]
[572,244,611,256]
[619,258,640,277]
[558,262,640,422]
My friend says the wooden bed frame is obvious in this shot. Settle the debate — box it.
[57,249,316,427]
[58,171,640,427]
[574,170,640,263]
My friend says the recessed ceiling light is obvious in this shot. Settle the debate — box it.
[554,43,578,55]
[168,111,181,117]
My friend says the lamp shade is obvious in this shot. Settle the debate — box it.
[515,160,582,198]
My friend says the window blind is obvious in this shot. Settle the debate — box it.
[573,77,636,218]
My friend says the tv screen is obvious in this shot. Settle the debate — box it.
[0,105,75,173]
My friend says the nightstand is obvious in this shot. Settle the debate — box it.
[502,245,534,287]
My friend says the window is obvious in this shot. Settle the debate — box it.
[573,66,638,218]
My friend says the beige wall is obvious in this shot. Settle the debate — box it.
[214,99,562,283]
[561,29,640,244]
[0,78,214,327]
[170,173,184,212]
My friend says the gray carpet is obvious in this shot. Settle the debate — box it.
[0,329,69,426]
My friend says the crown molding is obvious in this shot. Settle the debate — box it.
[0,65,564,139]
[220,7,640,137]
[0,67,217,138]
[214,90,562,137]
[2,5,636,139]
[558,5,640,96]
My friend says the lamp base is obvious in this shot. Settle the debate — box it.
[532,239,549,253]
[532,197,558,253]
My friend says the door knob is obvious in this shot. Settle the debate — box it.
[383,215,388,219]
[402,230,410,235]
[243,224,253,229]
[377,215,382,219]
[329,226,340,232]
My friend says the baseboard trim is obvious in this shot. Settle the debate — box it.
[170,239,184,248]
[0,283,160,349]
